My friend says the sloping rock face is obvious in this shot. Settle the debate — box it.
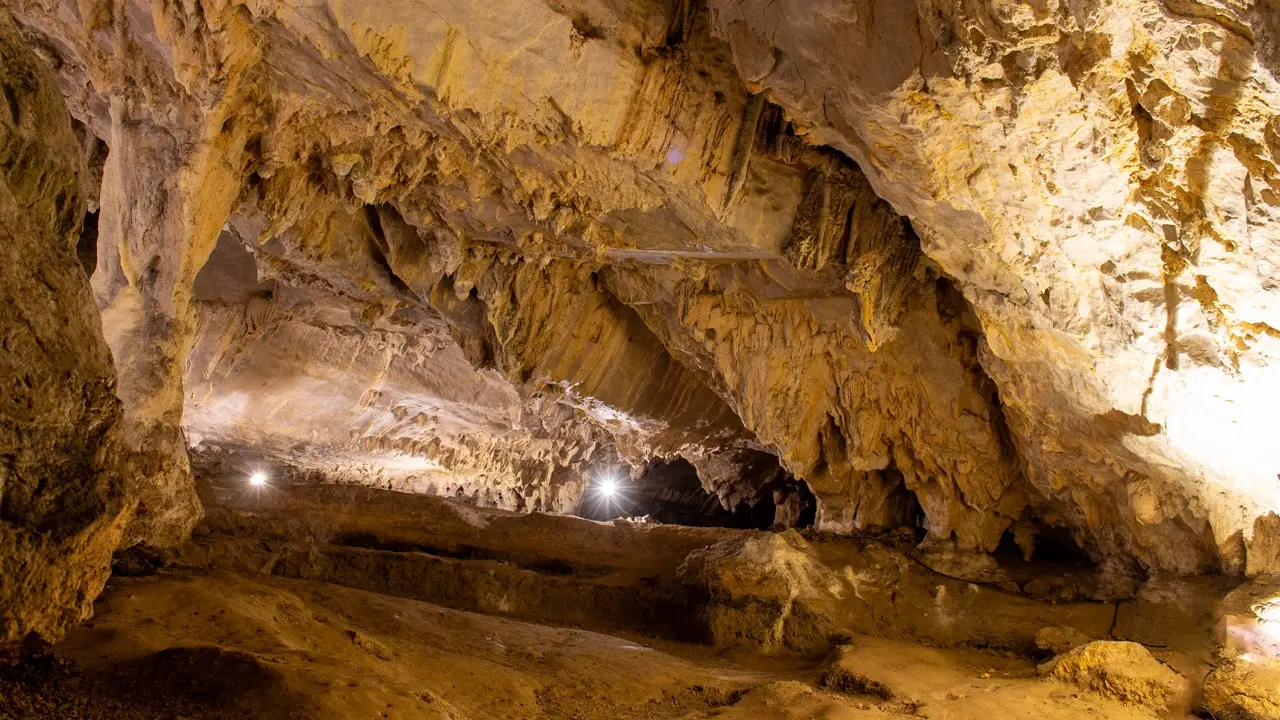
[0,9,130,657]
[10,0,1278,574]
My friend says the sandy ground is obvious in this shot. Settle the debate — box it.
[1,569,1167,719]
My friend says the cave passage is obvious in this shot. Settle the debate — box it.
[994,523,1099,568]
[579,456,816,530]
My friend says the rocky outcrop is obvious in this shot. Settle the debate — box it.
[9,0,1279,575]
[1036,626,1095,655]
[677,531,840,654]
[1248,514,1280,576]
[179,477,1139,654]
[0,9,129,656]
[1205,658,1280,720]
[1043,640,1190,712]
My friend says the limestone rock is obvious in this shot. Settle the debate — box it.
[1045,641,1190,712]
[1205,659,1280,720]
[1036,626,1094,656]
[15,0,1024,548]
[706,0,1280,572]
[0,8,130,656]
[1248,514,1280,577]
[677,531,840,654]
[1216,577,1280,662]
[1202,576,1280,717]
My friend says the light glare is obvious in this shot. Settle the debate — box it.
[249,471,267,487]
[600,478,617,497]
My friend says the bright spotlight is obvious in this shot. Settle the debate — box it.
[249,471,267,487]
[584,471,627,517]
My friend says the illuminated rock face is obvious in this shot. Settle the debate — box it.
[9,0,1278,572]
[706,0,1280,572]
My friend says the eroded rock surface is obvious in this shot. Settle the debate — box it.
[1204,658,1280,720]
[7,0,1279,579]
[0,8,129,656]
[706,0,1280,573]
[1,569,1172,720]
[1208,576,1280,718]
[173,476,1139,655]
[1044,641,1191,712]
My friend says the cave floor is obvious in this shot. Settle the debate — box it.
[0,475,1214,719]
[2,569,1162,720]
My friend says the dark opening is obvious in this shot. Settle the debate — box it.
[880,466,927,531]
[995,524,1097,568]
[3,84,20,125]
[579,455,816,531]
[77,210,98,275]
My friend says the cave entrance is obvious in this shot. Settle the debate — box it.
[580,456,816,531]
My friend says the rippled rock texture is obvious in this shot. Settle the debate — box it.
[8,0,1279,577]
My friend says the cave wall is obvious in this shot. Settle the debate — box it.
[8,0,1279,576]
[705,0,1280,572]
[0,8,130,655]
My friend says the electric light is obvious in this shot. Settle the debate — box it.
[599,477,617,497]
[249,471,267,487]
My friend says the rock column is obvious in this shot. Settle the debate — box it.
[92,98,253,547]
[0,8,130,657]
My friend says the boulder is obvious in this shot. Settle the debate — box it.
[1204,659,1280,720]
[1044,641,1189,713]
[1248,515,1280,577]
[1035,626,1093,656]
[1205,577,1280,719]
[677,531,840,654]
[1217,578,1280,662]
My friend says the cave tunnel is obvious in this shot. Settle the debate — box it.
[579,455,816,531]
[6,4,1276,717]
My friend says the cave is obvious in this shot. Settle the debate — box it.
[580,456,816,531]
[994,524,1099,569]
[2,2,1280,718]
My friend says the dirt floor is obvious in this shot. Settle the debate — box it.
[1,568,1170,720]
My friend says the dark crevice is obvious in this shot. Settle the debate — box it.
[2,84,19,125]
[363,205,414,296]
[995,523,1097,568]
[334,531,614,578]
[76,210,98,275]
[570,14,605,40]
[664,0,696,48]
[881,467,926,530]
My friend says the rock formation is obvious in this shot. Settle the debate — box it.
[0,8,130,656]
[5,0,1280,668]
[707,0,1280,573]
[1041,640,1191,712]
